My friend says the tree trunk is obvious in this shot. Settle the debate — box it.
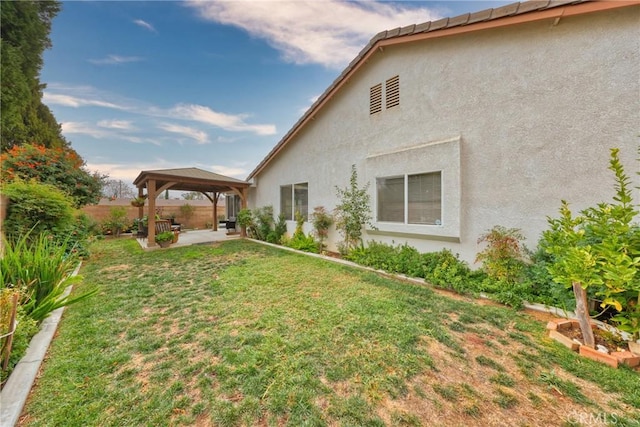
[573,281,595,348]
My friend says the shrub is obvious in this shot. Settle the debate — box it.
[237,208,254,237]
[253,205,275,242]
[1,144,105,207]
[476,226,528,284]
[272,213,287,244]
[334,165,375,253]
[474,226,532,308]
[102,206,129,237]
[2,179,76,241]
[424,249,475,294]
[311,206,333,251]
[179,203,195,228]
[346,240,398,271]
[286,211,319,253]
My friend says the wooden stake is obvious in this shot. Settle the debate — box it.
[2,293,19,372]
[572,281,595,348]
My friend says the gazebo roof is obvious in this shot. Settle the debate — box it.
[133,167,249,194]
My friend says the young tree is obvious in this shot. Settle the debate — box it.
[334,165,375,253]
[544,148,640,345]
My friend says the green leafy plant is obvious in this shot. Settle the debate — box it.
[236,208,253,238]
[543,148,640,343]
[476,226,528,283]
[102,206,129,237]
[130,196,146,207]
[334,165,375,254]
[179,203,195,228]
[311,206,333,251]
[253,205,275,242]
[2,179,76,242]
[0,230,95,323]
[286,211,319,253]
[155,231,174,243]
[272,213,287,244]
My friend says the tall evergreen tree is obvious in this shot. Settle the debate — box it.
[1,0,67,151]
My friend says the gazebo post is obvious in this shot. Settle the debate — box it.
[147,179,157,247]
[137,188,144,235]
[240,188,248,238]
[212,192,220,231]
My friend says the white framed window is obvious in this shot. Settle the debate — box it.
[280,182,308,220]
[377,172,441,225]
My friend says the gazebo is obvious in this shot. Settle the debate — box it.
[132,168,250,246]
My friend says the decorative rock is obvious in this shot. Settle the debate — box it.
[596,344,609,354]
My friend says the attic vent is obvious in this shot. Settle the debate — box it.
[370,83,382,115]
[385,75,400,109]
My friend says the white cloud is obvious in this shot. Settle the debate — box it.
[158,122,209,144]
[186,0,440,68]
[43,92,126,109]
[134,19,157,32]
[86,162,143,184]
[62,122,112,139]
[169,103,277,135]
[62,121,160,145]
[98,120,135,130]
[44,85,276,137]
[209,165,248,179]
[89,54,144,65]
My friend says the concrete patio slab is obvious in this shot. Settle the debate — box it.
[136,228,241,250]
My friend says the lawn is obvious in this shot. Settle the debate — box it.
[18,239,640,426]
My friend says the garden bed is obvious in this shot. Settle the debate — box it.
[546,318,640,369]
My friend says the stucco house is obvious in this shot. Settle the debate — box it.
[243,0,639,264]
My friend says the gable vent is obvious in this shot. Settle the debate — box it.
[385,75,400,109]
[370,83,382,115]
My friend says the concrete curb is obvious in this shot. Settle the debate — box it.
[0,262,81,427]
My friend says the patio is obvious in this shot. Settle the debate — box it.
[136,228,240,250]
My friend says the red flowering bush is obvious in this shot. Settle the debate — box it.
[1,144,104,207]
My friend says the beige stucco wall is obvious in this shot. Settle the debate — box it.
[250,6,640,264]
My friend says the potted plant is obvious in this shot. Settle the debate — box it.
[155,231,174,248]
[131,196,146,207]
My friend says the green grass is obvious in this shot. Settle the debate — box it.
[19,239,640,426]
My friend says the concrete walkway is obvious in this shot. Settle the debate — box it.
[136,228,241,249]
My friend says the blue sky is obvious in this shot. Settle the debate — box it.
[42,0,511,186]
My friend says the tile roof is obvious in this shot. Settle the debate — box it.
[246,0,637,180]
